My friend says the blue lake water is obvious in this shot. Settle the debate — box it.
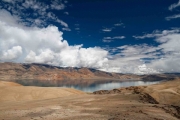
[61,81,161,92]
[13,79,162,92]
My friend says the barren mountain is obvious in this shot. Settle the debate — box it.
[0,62,138,81]
[0,62,177,83]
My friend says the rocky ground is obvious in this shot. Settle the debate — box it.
[0,79,180,120]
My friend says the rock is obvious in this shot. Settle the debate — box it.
[93,89,121,94]
[139,93,159,104]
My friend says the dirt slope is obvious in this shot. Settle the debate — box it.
[0,79,179,120]
[144,79,180,106]
[0,81,84,102]
[0,81,22,87]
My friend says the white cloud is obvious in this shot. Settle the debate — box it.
[99,43,160,74]
[114,22,124,27]
[156,33,180,52]
[131,28,180,73]
[103,36,125,43]
[102,28,112,32]
[165,14,180,21]
[57,19,68,28]
[64,12,69,15]
[103,37,111,39]
[150,57,180,73]
[0,11,108,69]
[169,0,180,11]
[2,0,13,3]
[1,46,22,61]
[117,44,158,56]
[0,9,22,27]
[2,0,23,4]
[25,49,56,64]
[113,36,125,39]
[102,22,124,33]
[62,28,71,31]
[133,29,180,39]
[101,28,180,74]
[0,0,69,28]
[114,23,123,26]
[58,47,108,68]
[1,7,180,74]
[51,0,65,10]
[166,1,180,21]
[103,39,111,43]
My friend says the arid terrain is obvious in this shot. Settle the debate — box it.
[0,62,139,81]
[0,78,179,120]
[0,62,180,119]
[0,62,178,83]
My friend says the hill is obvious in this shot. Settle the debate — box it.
[0,62,177,83]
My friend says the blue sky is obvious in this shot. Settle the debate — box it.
[0,0,180,74]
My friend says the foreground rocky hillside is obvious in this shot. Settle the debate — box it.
[94,79,180,106]
[0,78,179,120]
[0,62,178,82]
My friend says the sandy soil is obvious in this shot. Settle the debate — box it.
[0,81,84,102]
[0,80,180,120]
[0,81,22,87]
[144,79,180,106]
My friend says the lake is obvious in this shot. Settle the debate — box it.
[62,81,162,92]
[12,79,162,92]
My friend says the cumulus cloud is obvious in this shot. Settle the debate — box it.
[0,2,180,74]
[0,10,108,68]
[0,9,22,27]
[169,0,180,11]
[57,47,108,68]
[99,43,161,74]
[131,28,180,73]
[1,46,22,61]
[101,28,180,74]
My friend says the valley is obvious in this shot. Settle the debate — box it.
[0,63,180,120]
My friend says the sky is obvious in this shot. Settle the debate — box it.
[0,0,180,74]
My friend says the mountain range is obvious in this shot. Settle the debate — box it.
[0,62,179,83]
